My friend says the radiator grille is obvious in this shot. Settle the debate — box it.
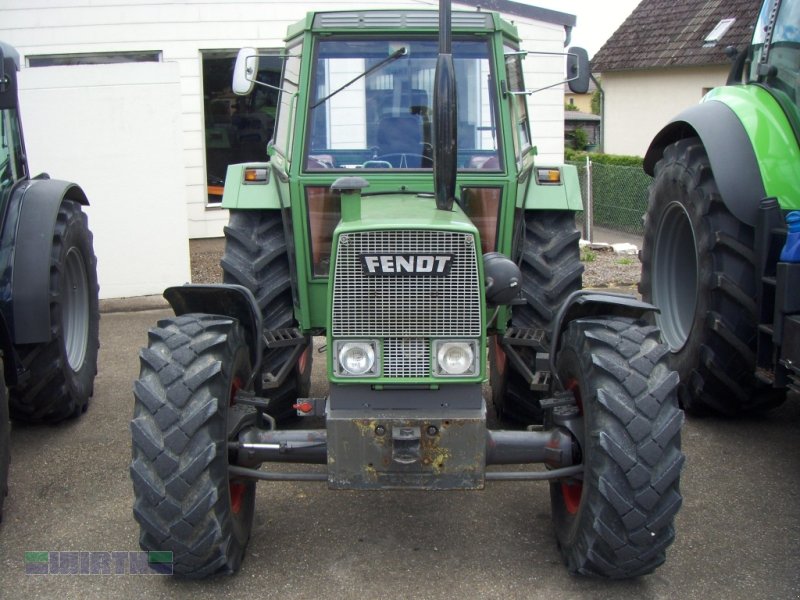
[332,230,482,377]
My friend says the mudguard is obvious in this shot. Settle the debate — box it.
[163,283,264,375]
[643,100,765,227]
[523,163,583,211]
[10,178,89,344]
[549,290,659,386]
[221,162,282,210]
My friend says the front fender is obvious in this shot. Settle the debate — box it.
[163,284,263,376]
[549,290,659,388]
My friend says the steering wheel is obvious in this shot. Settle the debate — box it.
[363,153,433,168]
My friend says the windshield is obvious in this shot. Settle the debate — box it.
[749,0,800,106]
[305,37,500,171]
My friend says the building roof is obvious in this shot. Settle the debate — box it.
[591,0,761,72]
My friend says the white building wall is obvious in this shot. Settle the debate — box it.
[514,20,569,164]
[601,65,729,157]
[0,1,571,297]
[19,63,190,300]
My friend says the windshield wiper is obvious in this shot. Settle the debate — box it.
[310,46,407,110]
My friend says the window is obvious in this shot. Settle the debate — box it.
[273,41,303,158]
[703,18,736,48]
[504,48,532,161]
[202,49,283,203]
[748,0,800,106]
[0,108,26,194]
[27,51,161,67]
[305,37,499,171]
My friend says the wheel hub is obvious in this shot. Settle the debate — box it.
[653,202,698,352]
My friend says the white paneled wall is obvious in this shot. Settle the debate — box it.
[0,1,570,298]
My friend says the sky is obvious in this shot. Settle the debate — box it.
[529,0,643,57]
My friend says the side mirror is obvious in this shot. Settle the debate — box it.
[566,47,590,94]
[232,47,259,96]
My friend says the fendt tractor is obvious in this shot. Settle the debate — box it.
[0,42,100,521]
[131,1,685,579]
[640,0,800,415]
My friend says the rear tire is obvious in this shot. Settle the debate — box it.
[550,317,683,578]
[491,210,583,423]
[221,210,312,419]
[9,200,100,424]
[639,137,785,415]
[131,314,256,578]
[0,360,9,522]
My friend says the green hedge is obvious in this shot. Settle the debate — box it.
[564,149,643,167]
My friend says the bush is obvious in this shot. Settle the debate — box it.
[564,149,643,167]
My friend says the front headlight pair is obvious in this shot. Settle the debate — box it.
[333,339,479,378]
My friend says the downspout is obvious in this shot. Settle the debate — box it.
[590,73,604,153]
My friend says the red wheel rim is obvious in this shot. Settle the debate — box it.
[297,345,310,374]
[493,336,506,376]
[561,378,583,515]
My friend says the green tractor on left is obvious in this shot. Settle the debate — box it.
[0,41,100,522]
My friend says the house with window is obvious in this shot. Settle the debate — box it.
[0,0,577,298]
[591,0,761,157]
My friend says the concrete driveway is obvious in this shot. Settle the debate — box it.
[0,308,798,599]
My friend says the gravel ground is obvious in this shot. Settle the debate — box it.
[189,237,642,290]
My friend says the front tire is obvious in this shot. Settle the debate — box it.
[130,314,256,578]
[221,210,312,419]
[639,137,784,414]
[550,317,683,578]
[9,199,100,423]
[491,210,583,422]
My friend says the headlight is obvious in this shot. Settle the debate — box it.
[334,340,379,377]
[434,340,478,376]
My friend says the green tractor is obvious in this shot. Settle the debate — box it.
[131,1,684,579]
[0,42,100,521]
[640,0,800,415]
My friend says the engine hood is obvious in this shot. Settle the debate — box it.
[334,193,478,236]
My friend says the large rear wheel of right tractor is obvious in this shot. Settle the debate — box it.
[221,210,312,420]
[639,137,785,415]
[491,210,583,423]
[131,314,256,578]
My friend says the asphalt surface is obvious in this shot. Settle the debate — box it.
[1,308,798,599]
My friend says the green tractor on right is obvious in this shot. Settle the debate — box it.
[640,0,800,415]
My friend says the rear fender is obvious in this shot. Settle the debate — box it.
[9,178,89,344]
[523,163,583,211]
[643,100,764,227]
[163,284,264,375]
[221,162,282,209]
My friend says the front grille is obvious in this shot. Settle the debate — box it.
[332,230,482,378]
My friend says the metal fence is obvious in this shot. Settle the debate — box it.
[567,159,652,241]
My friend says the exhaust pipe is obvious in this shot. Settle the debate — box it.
[433,0,457,212]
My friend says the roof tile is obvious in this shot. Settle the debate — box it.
[590,0,762,72]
